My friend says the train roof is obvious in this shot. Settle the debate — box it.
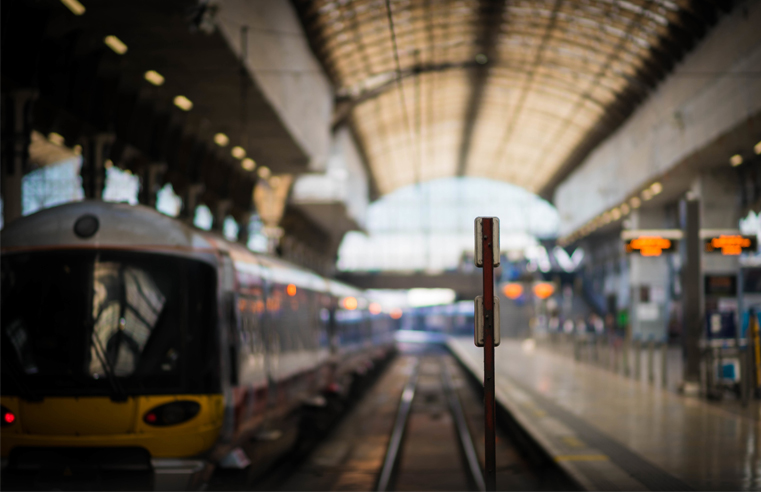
[1,201,214,253]
[326,278,363,298]
[1,201,370,301]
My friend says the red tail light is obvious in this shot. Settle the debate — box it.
[143,401,200,426]
[1,406,16,426]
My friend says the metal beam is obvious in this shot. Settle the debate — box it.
[335,271,484,300]
[456,0,507,176]
[332,60,480,129]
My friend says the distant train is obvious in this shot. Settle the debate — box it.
[0,201,395,487]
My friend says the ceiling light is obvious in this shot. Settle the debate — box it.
[602,212,611,223]
[642,189,653,201]
[48,132,65,146]
[650,182,662,195]
[214,133,229,147]
[630,196,641,209]
[231,146,246,159]
[730,154,743,167]
[611,208,621,220]
[241,158,256,171]
[621,203,630,215]
[173,95,193,111]
[755,141,761,155]
[257,166,271,179]
[144,70,164,86]
[60,0,85,15]
[104,35,128,55]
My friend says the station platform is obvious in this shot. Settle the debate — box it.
[448,337,761,491]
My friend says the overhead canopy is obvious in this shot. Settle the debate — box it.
[294,0,728,198]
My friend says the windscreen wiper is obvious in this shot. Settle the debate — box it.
[90,329,128,402]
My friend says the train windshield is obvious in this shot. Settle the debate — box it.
[1,250,218,396]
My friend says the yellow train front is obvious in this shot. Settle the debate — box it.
[0,201,394,489]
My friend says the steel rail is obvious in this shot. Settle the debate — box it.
[376,358,420,492]
[442,360,487,492]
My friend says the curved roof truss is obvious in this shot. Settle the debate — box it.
[294,0,729,198]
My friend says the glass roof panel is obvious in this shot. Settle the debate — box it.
[294,0,719,196]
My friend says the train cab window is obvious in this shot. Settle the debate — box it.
[89,262,170,378]
[1,251,218,397]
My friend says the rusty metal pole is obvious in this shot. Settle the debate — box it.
[482,218,496,491]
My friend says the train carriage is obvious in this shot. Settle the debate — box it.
[0,201,394,488]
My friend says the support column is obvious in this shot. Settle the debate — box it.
[180,183,205,224]
[680,198,701,390]
[253,175,293,254]
[683,170,743,391]
[80,133,115,200]
[139,163,167,208]
[1,90,37,225]
[628,207,670,342]
[696,170,742,271]
[211,199,232,233]
[236,212,252,245]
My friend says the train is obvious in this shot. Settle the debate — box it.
[0,200,396,488]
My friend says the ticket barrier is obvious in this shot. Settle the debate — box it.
[701,274,742,400]
[743,308,761,398]
[702,269,761,401]
[740,268,761,401]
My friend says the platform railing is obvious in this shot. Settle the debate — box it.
[538,333,682,392]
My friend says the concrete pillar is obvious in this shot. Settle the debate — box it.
[695,170,742,270]
[1,90,37,225]
[237,212,252,245]
[139,163,167,208]
[211,199,232,232]
[80,133,115,200]
[180,183,205,223]
[680,198,701,389]
[683,170,742,391]
[627,207,670,343]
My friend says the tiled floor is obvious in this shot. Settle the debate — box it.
[450,337,761,491]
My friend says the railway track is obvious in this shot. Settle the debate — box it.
[377,354,485,491]
[213,342,574,491]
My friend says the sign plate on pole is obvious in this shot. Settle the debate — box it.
[475,217,500,267]
[475,295,500,347]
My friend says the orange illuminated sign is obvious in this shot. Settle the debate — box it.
[705,235,756,256]
[625,236,675,256]
[369,302,382,315]
[533,283,554,300]
[503,283,523,300]
[286,284,297,296]
[390,308,403,320]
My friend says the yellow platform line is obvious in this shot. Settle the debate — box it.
[555,454,610,462]
[561,436,586,448]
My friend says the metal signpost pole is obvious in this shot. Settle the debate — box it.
[475,217,499,491]
[483,218,496,491]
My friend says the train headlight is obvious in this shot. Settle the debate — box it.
[143,401,200,426]
[1,406,16,426]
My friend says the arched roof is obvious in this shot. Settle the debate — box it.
[293,0,728,198]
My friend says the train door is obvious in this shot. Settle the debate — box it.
[232,257,268,436]
[258,263,284,435]
[218,253,239,442]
